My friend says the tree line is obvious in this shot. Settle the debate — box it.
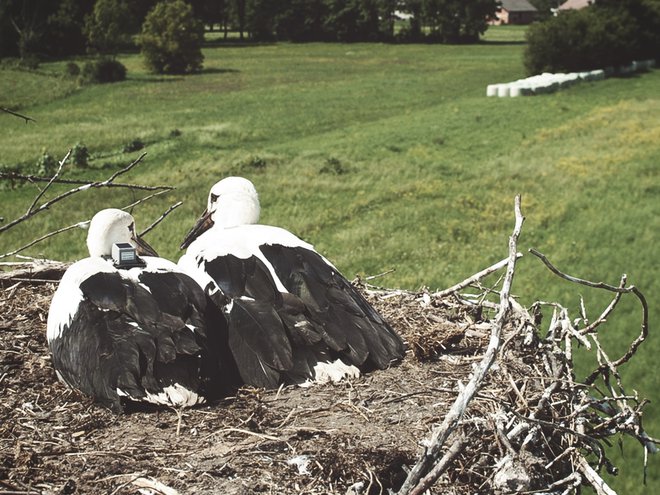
[0,0,504,61]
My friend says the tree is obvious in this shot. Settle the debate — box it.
[524,6,641,74]
[529,0,562,19]
[423,0,498,43]
[232,0,247,39]
[45,0,94,57]
[274,0,328,41]
[136,0,205,74]
[245,0,280,40]
[84,0,136,56]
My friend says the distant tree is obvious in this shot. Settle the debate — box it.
[594,0,660,61]
[84,0,136,56]
[231,0,247,39]
[45,0,94,57]
[136,0,205,74]
[190,0,229,31]
[0,0,96,59]
[524,7,639,73]
[398,0,423,40]
[0,1,21,57]
[274,0,328,41]
[5,0,50,59]
[377,0,398,40]
[423,0,499,43]
[245,0,279,40]
[529,0,562,19]
[324,0,380,42]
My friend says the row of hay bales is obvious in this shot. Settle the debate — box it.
[487,59,657,97]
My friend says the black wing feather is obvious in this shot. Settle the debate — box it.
[50,270,210,411]
[260,244,405,368]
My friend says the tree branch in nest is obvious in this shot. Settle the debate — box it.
[528,249,649,376]
[432,253,522,299]
[398,195,525,495]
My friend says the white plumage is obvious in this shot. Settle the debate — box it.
[178,177,406,389]
[47,209,211,411]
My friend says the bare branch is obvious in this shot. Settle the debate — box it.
[0,171,174,191]
[0,221,88,260]
[1,106,35,123]
[529,248,649,371]
[139,201,182,238]
[408,435,468,495]
[398,195,525,494]
[1,190,175,261]
[27,149,71,215]
[433,253,523,298]
[0,152,149,235]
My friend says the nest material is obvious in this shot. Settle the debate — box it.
[0,262,653,495]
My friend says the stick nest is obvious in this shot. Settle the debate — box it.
[0,265,654,495]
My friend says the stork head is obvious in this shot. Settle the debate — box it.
[86,209,158,258]
[180,177,261,249]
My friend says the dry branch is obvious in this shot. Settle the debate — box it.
[398,195,525,494]
[1,106,35,123]
[0,152,181,262]
[139,201,182,238]
[0,152,149,235]
[0,171,173,191]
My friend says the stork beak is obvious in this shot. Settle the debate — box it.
[132,234,159,257]
[180,209,214,250]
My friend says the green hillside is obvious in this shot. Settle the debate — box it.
[1,26,658,492]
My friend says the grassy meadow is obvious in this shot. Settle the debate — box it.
[1,25,658,492]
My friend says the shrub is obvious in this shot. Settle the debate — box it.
[524,0,660,75]
[71,143,89,168]
[80,58,127,84]
[83,0,136,56]
[36,153,58,176]
[123,139,145,153]
[136,0,204,75]
[64,62,81,78]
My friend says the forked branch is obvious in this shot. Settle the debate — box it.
[0,152,149,235]
[398,195,525,495]
[529,249,649,371]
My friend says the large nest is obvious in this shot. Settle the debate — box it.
[0,249,654,495]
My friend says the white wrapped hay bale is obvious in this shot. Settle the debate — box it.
[497,84,510,97]
[487,84,499,97]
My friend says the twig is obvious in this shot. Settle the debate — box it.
[27,150,70,214]
[577,457,617,495]
[0,221,88,260]
[0,171,173,191]
[1,191,172,261]
[398,195,525,494]
[140,201,182,237]
[0,152,148,235]
[433,253,522,298]
[408,435,468,495]
[529,249,649,371]
[1,106,35,123]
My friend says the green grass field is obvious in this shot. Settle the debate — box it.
[1,26,658,492]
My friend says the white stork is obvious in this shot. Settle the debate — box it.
[178,177,406,389]
[47,209,216,412]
